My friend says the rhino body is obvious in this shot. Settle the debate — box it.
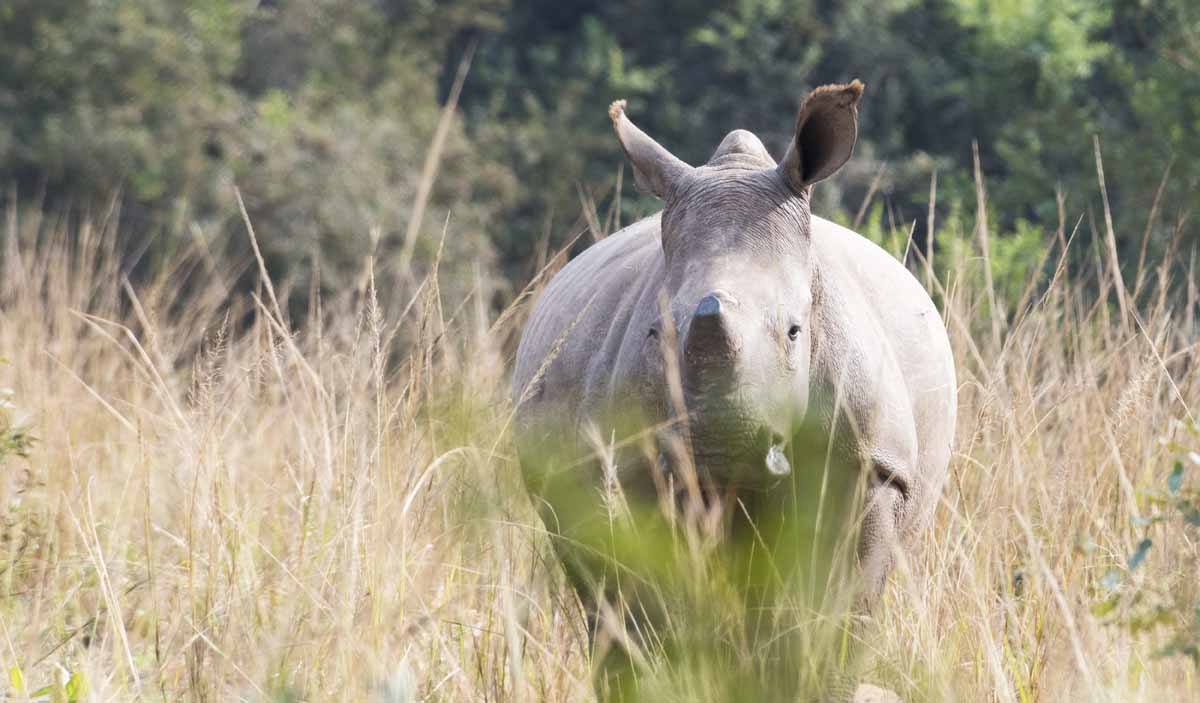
[513,211,955,589]
[511,82,956,700]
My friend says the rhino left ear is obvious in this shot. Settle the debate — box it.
[609,100,693,199]
[779,80,864,193]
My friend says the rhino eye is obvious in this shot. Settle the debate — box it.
[647,326,659,340]
[787,325,802,341]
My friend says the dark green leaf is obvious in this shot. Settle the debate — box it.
[1127,539,1152,572]
[1169,461,1185,495]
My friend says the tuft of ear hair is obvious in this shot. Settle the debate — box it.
[802,79,864,111]
[608,98,694,198]
[609,99,627,123]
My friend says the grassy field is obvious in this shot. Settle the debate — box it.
[1,181,1198,702]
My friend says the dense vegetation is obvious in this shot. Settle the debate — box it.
[2,0,1198,298]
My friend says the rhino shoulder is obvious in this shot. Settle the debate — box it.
[808,215,952,388]
[809,216,936,315]
[512,214,664,416]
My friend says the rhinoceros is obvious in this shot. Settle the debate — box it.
[511,81,956,701]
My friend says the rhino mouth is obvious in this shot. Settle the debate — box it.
[661,423,792,483]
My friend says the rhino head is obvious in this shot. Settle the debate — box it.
[610,81,864,481]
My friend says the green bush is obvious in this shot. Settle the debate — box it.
[1091,420,1200,671]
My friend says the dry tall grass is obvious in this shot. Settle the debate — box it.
[0,177,1197,702]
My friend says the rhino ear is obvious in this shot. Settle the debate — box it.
[609,100,693,199]
[779,80,864,193]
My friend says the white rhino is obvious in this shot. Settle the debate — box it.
[511,81,956,702]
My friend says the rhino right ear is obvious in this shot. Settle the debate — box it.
[609,100,693,199]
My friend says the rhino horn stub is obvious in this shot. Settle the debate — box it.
[609,98,693,199]
[709,129,775,167]
[685,293,738,363]
[695,293,722,318]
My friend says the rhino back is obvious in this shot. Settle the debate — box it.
[512,214,665,430]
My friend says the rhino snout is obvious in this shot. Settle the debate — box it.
[684,291,740,365]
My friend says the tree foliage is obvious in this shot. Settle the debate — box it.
[0,0,1196,298]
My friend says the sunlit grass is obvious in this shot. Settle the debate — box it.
[0,169,1197,702]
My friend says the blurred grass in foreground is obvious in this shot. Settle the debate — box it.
[518,410,865,701]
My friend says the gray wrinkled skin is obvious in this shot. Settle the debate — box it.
[511,82,956,699]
